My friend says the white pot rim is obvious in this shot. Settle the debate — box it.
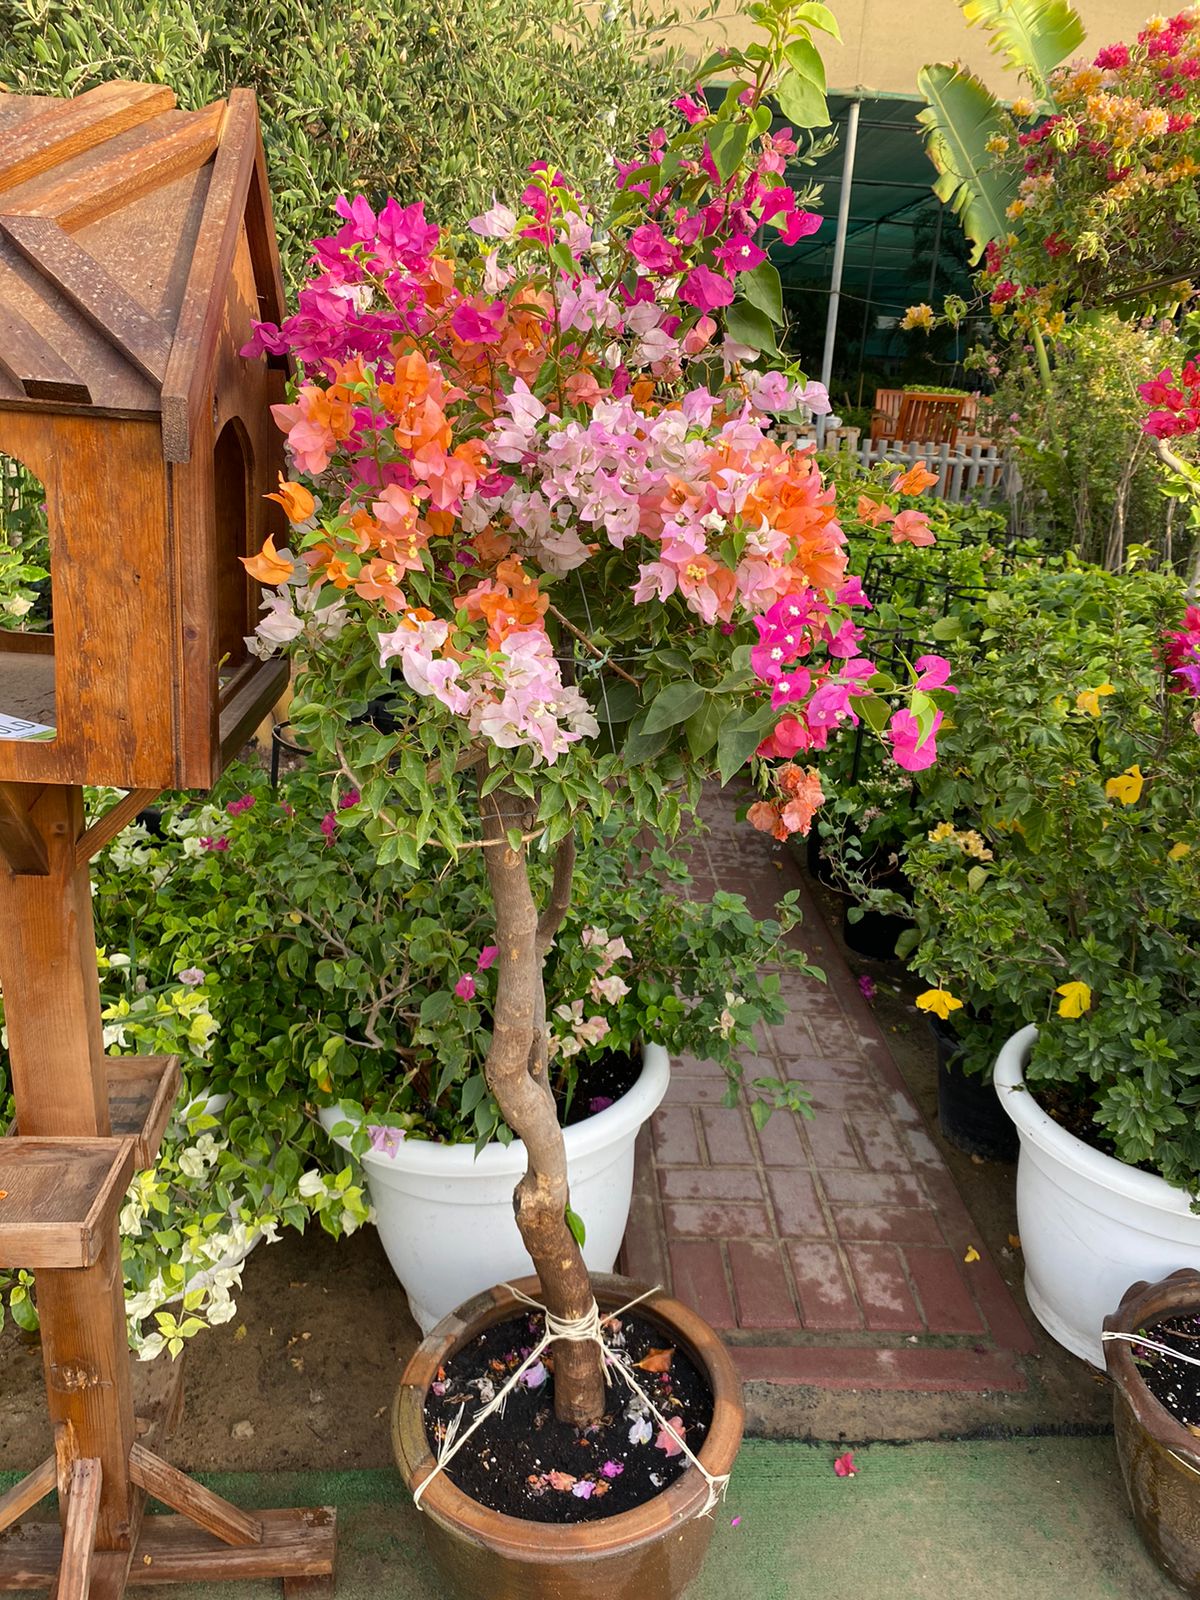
[319,1041,671,1177]
[994,1025,1195,1217]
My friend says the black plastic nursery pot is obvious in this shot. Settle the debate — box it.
[927,1015,1018,1162]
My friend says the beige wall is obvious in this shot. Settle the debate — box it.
[661,0,1154,96]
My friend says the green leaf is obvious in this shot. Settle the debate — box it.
[716,702,778,784]
[739,261,784,326]
[749,1098,772,1131]
[643,680,706,736]
[916,65,1016,262]
[894,927,921,960]
[726,300,777,355]
[774,69,830,129]
[783,36,826,91]
[565,1206,587,1248]
[591,678,639,724]
[708,120,751,183]
[685,696,724,759]
[857,694,890,733]
[967,865,989,892]
[960,0,1084,98]
[795,3,843,42]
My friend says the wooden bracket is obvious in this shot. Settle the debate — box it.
[128,1445,262,1547]
[0,1458,56,1535]
[0,782,49,875]
[57,1459,102,1600]
[75,789,161,869]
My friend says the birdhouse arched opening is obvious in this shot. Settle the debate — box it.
[0,449,56,745]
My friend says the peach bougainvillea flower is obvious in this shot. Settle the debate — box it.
[892,462,939,495]
[265,476,316,524]
[241,535,294,586]
[890,509,936,547]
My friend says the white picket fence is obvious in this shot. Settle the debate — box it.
[782,424,1019,505]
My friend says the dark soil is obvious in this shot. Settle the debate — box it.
[423,1307,713,1522]
[558,1046,642,1129]
[1137,1314,1200,1430]
[1034,1080,1161,1178]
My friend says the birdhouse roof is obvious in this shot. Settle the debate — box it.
[0,81,287,460]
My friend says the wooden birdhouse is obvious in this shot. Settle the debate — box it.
[0,80,291,792]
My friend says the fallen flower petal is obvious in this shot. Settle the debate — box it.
[731,1515,742,1527]
[601,1460,624,1479]
[833,1452,857,1477]
[656,1417,686,1457]
[635,1347,675,1374]
[572,1479,596,1499]
[547,1470,577,1492]
[963,1245,981,1264]
[521,1360,548,1388]
[628,1416,653,1447]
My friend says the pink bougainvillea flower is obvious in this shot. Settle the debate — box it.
[731,1515,742,1527]
[655,1417,686,1457]
[833,1451,857,1477]
[913,655,956,692]
[889,708,943,772]
[450,299,505,345]
[201,835,230,852]
[454,974,477,1000]
[320,812,338,843]
[337,787,361,810]
[858,974,877,1001]
[890,509,935,547]
[521,1360,548,1388]
[572,1480,596,1499]
[226,794,256,817]
[601,1460,625,1479]
[628,222,682,275]
[778,209,823,245]
[477,945,499,970]
[679,264,736,314]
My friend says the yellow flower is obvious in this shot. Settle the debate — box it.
[1075,683,1115,717]
[916,989,963,1021]
[929,821,956,842]
[901,303,935,332]
[1105,764,1144,805]
[1006,198,1027,219]
[1169,841,1191,861]
[985,133,1010,156]
[1056,980,1093,1019]
[1011,96,1036,120]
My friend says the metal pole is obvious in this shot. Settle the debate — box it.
[855,218,881,408]
[819,97,862,410]
[926,201,944,300]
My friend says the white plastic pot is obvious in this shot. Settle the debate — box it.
[319,1043,671,1333]
[994,1025,1200,1366]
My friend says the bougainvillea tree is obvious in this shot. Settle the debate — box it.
[240,0,952,1424]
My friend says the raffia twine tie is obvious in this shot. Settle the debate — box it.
[412,1283,729,1518]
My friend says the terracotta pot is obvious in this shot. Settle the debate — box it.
[393,1273,745,1600]
[1104,1268,1200,1597]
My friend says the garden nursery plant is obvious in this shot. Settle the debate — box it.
[231,0,954,1576]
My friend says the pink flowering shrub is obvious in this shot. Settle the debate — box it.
[238,1,954,1423]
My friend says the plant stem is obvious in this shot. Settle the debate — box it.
[478,784,604,1426]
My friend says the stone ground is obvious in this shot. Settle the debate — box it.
[0,787,1112,1476]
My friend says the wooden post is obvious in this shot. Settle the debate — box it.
[0,785,107,1137]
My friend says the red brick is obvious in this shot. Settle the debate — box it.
[662,1076,729,1106]
[805,1082,887,1114]
[755,1111,808,1166]
[663,1201,772,1238]
[699,1106,756,1165]
[900,1125,944,1168]
[808,1020,865,1055]
[620,1193,670,1285]
[777,1055,870,1081]
[667,1240,736,1328]
[728,1241,799,1329]
[832,1206,944,1245]
[787,1242,862,1330]
[904,1246,985,1333]
[845,1243,923,1330]
[964,1251,1038,1354]
[804,1113,859,1168]
[652,1106,702,1166]
[819,1170,923,1207]
[732,1345,1028,1392]
[764,1169,828,1238]
[852,1114,911,1172]
[658,1167,764,1203]
[673,1052,730,1078]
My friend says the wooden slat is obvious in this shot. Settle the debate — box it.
[0,1137,135,1269]
[0,304,90,403]
[161,91,258,462]
[0,781,49,875]
[219,656,289,765]
[1,100,225,232]
[75,787,162,868]
[0,1458,55,1534]
[0,1507,336,1590]
[0,83,177,197]
[128,1445,261,1547]
[1,216,171,386]
[56,1459,102,1600]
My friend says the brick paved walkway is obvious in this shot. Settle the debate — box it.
[622,786,1036,1393]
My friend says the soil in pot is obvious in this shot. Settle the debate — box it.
[559,1048,642,1128]
[1134,1314,1200,1430]
[424,1308,712,1524]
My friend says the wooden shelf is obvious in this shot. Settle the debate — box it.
[105,1056,180,1169]
[0,1136,135,1268]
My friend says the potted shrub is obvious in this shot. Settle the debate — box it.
[1104,1268,1200,1596]
[236,5,950,1587]
[903,565,1200,1365]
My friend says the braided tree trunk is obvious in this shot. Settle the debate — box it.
[479,784,606,1427]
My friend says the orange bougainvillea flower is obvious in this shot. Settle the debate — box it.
[265,475,316,524]
[461,556,549,645]
[856,494,895,527]
[472,523,514,565]
[353,558,407,611]
[242,535,294,586]
[892,463,938,495]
